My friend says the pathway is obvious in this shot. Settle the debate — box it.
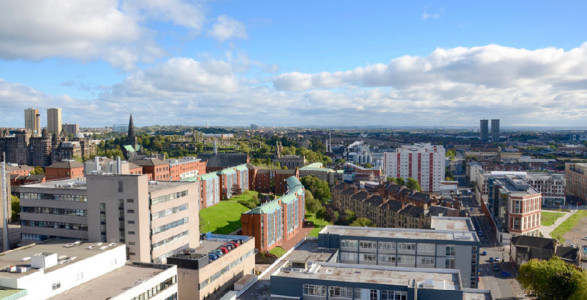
[540,210,575,238]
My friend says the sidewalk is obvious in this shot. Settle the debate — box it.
[540,210,576,238]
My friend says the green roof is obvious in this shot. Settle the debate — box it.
[280,193,297,204]
[235,164,248,171]
[286,176,302,188]
[217,168,236,175]
[247,198,282,214]
[180,176,199,182]
[123,145,136,152]
[199,173,218,180]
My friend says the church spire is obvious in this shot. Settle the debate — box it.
[125,114,137,148]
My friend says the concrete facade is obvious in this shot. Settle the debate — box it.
[47,108,62,136]
[384,143,445,192]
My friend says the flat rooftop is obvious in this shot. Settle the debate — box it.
[321,226,479,243]
[494,176,539,196]
[431,217,475,232]
[0,241,123,279]
[148,180,194,192]
[49,263,173,300]
[19,178,87,190]
[275,262,460,291]
[288,239,337,264]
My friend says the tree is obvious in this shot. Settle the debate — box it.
[11,195,19,222]
[518,256,587,300]
[305,191,323,214]
[406,177,421,191]
[446,149,456,161]
[364,162,373,168]
[396,177,405,186]
[445,167,454,181]
[324,208,338,223]
[316,207,327,220]
[343,209,356,225]
[350,217,373,227]
[387,177,397,184]
[301,176,331,204]
[231,185,242,196]
[31,166,44,175]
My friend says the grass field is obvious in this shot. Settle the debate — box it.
[199,191,259,234]
[551,210,587,242]
[269,246,286,257]
[541,211,566,226]
[306,213,331,237]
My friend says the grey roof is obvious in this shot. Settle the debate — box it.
[382,199,403,211]
[511,236,556,250]
[198,153,248,168]
[399,205,425,217]
[47,160,84,169]
[351,191,368,201]
[364,194,384,206]
[131,157,168,167]
[409,192,430,203]
[555,246,579,262]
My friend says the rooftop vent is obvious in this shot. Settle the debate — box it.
[421,279,435,289]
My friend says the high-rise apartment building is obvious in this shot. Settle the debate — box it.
[480,119,489,141]
[47,108,62,136]
[491,119,500,142]
[384,143,445,192]
[24,108,40,136]
[62,123,79,135]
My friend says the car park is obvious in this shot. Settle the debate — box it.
[492,264,500,272]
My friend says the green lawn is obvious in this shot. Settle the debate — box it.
[551,210,587,242]
[541,211,566,226]
[269,246,286,257]
[199,191,259,234]
[306,213,331,237]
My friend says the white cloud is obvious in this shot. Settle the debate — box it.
[421,12,440,20]
[3,43,587,127]
[0,0,205,70]
[208,15,248,42]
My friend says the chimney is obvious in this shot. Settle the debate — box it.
[116,156,121,174]
[95,156,100,173]
[213,139,217,155]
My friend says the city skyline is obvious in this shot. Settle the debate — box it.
[1,1,587,128]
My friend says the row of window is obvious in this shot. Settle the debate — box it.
[20,192,87,202]
[340,240,449,255]
[151,204,188,220]
[21,220,88,231]
[152,217,189,235]
[303,285,407,300]
[130,276,177,300]
[199,249,254,290]
[152,230,189,250]
[151,190,188,205]
[21,206,87,217]
[341,252,442,266]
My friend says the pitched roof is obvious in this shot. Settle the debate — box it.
[131,157,168,167]
[399,205,425,217]
[511,236,556,250]
[555,246,580,262]
[409,192,430,203]
[47,160,84,169]
[382,199,403,212]
[364,195,384,206]
[198,153,248,168]
[351,191,368,201]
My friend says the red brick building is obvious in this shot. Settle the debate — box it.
[241,176,305,252]
[132,157,170,181]
[6,164,33,177]
[168,157,206,181]
[248,166,299,195]
[45,160,84,181]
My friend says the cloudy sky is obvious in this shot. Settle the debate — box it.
[1,0,587,128]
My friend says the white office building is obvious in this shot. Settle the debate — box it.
[384,143,446,192]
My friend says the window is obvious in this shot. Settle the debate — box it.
[128,231,135,235]
[340,239,358,250]
[419,257,435,265]
[398,243,416,252]
[127,209,134,214]
[378,242,395,252]
[303,284,326,296]
[381,290,407,300]
[329,286,353,299]
[360,253,377,263]
[378,254,396,265]
[340,252,358,263]
[445,245,455,256]
[359,241,377,250]
[127,220,135,224]
[127,199,134,203]
[445,258,455,269]
[370,289,379,300]
[417,243,435,254]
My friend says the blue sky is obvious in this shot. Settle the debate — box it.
[1,0,587,128]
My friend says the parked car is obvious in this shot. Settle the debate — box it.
[478,231,484,236]
[489,257,494,263]
[213,249,223,257]
[481,251,487,256]
[219,247,229,254]
[222,243,234,250]
[494,257,501,263]
[492,264,500,272]
[501,271,511,277]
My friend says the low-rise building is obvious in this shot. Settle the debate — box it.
[317,221,481,288]
[275,154,306,170]
[510,235,581,267]
[45,161,84,181]
[168,157,206,181]
[0,240,178,300]
[167,234,255,300]
[566,163,587,202]
[241,176,305,252]
[132,157,170,181]
[299,162,337,186]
